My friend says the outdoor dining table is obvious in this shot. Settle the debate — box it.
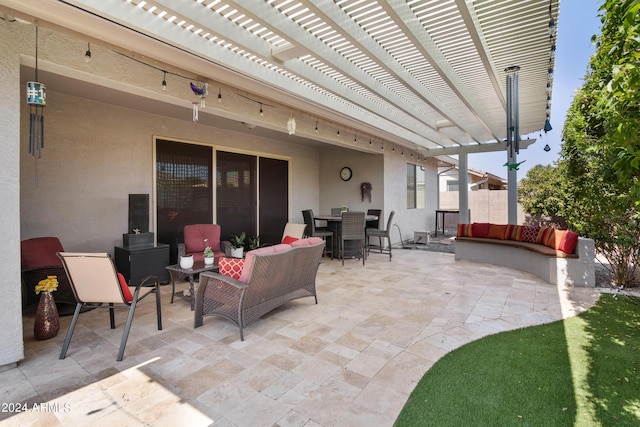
[314,213,378,259]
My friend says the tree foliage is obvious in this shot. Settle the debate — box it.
[517,164,567,227]
[558,0,640,287]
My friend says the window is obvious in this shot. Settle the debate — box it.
[447,180,459,192]
[407,163,426,209]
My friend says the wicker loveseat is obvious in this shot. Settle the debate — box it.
[194,237,325,340]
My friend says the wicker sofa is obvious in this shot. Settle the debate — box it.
[194,237,325,340]
[454,223,596,287]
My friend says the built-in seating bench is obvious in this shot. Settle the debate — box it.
[454,223,596,287]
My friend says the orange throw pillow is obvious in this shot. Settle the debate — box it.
[457,224,473,237]
[505,224,522,240]
[487,224,507,240]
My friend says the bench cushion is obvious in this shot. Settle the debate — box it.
[455,237,578,258]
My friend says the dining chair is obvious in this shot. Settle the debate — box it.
[365,209,382,230]
[340,211,366,266]
[366,210,395,261]
[302,209,334,259]
[57,252,162,361]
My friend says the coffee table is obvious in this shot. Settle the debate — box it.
[166,261,219,310]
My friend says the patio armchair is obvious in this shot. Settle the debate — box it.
[57,252,162,361]
[178,224,226,261]
[21,237,76,314]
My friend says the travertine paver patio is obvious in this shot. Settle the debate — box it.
[2,248,599,426]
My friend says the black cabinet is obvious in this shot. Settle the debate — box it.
[114,244,170,286]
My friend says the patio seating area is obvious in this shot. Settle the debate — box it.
[4,249,599,426]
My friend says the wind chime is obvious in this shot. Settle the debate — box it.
[27,27,46,157]
[190,82,208,122]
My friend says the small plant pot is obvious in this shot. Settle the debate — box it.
[230,248,244,259]
[204,256,214,265]
[179,255,194,269]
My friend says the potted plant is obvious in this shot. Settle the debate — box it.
[249,235,260,250]
[229,232,246,258]
[203,245,215,265]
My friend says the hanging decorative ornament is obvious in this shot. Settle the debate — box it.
[544,117,553,133]
[27,27,46,158]
[287,113,296,135]
[192,101,199,122]
[190,82,208,108]
[544,144,551,152]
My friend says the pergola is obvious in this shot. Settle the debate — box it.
[2,0,559,220]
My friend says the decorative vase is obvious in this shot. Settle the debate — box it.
[204,256,214,265]
[180,255,194,269]
[34,291,59,340]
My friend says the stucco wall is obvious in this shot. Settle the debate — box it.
[0,22,26,367]
[19,90,321,253]
[439,189,525,224]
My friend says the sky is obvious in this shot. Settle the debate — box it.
[469,0,603,178]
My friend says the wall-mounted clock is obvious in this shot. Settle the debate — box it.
[340,166,352,181]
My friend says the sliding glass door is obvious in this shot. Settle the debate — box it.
[156,139,213,262]
[155,139,289,258]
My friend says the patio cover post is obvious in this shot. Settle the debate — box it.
[458,152,469,223]
[505,66,520,225]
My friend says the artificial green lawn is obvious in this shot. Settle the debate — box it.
[395,294,640,426]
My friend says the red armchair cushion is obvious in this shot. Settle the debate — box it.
[117,273,134,303]
[183,224,223,261]
[21,237,65,270]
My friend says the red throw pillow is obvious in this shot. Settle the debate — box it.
[219,257,244,280]
[519,226,539,243]
[487,224,507,239]
[281,235,299,245]
[471,223,490,238]
[557,230,579,254]
[505,224,522,240]
[457,224,473,237]
[117,272,133,303]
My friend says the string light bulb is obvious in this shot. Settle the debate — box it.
[84,42,91,63]
[162,71,167,91]
[217,88,222,103]
[315,121,318,133]
[259,103,263,116]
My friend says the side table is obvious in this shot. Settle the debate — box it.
[114,244,170,286]
[166,261,219,310]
